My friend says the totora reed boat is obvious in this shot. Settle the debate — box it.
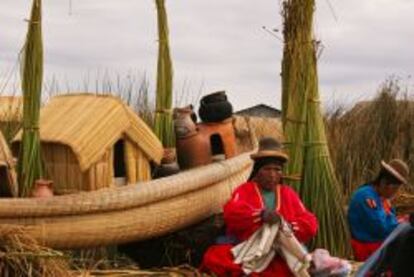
[0,152,252,249]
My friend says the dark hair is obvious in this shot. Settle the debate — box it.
[372,168,402,186]
[248,157,284,181]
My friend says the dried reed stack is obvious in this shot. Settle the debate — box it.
[301,46,351,257]
[326,80,414,198]
[0,225,70,276]
[281,0,351,256]
[154,0,175,148]
[17,0,44,197]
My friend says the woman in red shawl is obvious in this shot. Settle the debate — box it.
[201,137,318,277]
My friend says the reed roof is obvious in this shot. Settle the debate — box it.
[0,96,23,122]
[14,94,163,171]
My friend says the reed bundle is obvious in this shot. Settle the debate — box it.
[301,52,351,256]
[281,0,351,256]
[154,0,175,148]
[0,225,70,276]
[17,0,44,197]
[281,0,314,190]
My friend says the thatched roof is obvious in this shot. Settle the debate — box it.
[14,94,163,171]
[0,96,22,122]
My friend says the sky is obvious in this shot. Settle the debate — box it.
[0,0,413,111]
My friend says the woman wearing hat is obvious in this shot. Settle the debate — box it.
[347,159,410,261]
[201,137,318,276]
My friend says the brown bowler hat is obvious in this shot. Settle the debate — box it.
[381,159,409,185]
[250,137,289,163]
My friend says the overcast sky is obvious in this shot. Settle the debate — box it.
[0,0,413,110]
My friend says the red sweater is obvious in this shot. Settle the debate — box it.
[201,182,318,276]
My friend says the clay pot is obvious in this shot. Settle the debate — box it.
[198,101,233,123]
[197,119,237,159]
[176,133,212,170]
[32,179,54,198]
[174,107,198,138]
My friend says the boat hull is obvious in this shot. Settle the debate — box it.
[0,153,252,249]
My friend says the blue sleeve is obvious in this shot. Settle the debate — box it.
[358,196,398,239]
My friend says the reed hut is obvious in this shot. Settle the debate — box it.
[0,130,18,197]
[13,94,163,194]
[0,96,23,143]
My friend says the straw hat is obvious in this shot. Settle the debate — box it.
[250,137,289,162]
[381,159,409,185]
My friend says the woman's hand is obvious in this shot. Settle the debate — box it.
[261,209,281,224]
[290,221,300,232]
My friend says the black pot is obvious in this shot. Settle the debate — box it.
[154,162,180,178]
[200,91,227,105]
[198,100,233,122]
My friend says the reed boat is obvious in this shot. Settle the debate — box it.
[0,95,272,250]
[0,152,252,249]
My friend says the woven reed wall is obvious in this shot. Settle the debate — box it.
[16,136,152,194]
[42,143,112,194]
[86,148,113,191]
[125,139,151,183]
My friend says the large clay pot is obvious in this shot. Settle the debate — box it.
[176,133,212,170]
[197,119,237,159]
[174,107,198,138]
[32,179,54,198]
